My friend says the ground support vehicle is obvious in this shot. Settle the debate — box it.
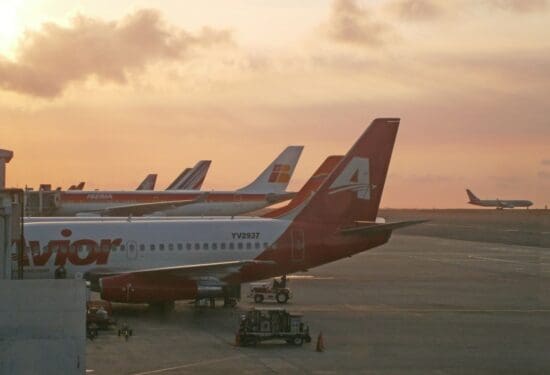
[236,308,311,346]
[118,323,133,341]
[86,300,116,330]
[248,281,292,304]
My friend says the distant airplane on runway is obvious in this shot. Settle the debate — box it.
[466,189,533,209]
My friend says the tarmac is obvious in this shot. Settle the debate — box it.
[86,210,550,374]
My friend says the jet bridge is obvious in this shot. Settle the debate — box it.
[0,149,87,374]
[0,189,24,280]
[24,188,60,216]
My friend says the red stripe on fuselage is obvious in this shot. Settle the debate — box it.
[60,191,270,203]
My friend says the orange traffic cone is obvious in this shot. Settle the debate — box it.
[316,331,325,352]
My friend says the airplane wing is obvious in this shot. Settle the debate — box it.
[340,220,428,236]
[86,197,205,217]
[85,259,275,286]
[118,259,274,280]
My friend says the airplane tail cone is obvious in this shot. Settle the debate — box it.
[316,331,325,352]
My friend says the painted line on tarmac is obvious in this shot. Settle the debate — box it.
[287,275,334,280]
[301,304,550,314]
[130,355,245,375]
[467,255,546,266]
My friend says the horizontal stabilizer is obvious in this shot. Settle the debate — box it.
[340,220,428,236]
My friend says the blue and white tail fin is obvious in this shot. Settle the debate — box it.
[172,160,211,190]
[238,146,303,193]
[136,174,157,190]
[166,168,191,190]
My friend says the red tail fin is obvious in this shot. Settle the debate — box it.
[294,118,399,226]
[263,155,343,219]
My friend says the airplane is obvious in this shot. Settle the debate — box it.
[166,160,211,190]
[466,189,533,209]
[17,118,424,310]
[25,146,303,217]
[24,155,343,224]
[136,174,157,191]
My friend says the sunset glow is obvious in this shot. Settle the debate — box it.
[1,0,549,208]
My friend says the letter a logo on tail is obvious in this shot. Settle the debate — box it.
[328,157,371,199]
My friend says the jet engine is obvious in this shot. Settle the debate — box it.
[99,273,202,303]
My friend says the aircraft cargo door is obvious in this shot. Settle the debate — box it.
[126,241,137,260]
[291,229,305,262]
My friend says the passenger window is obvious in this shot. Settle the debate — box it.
[168,243,174,251]
[237,242,243,250]
[139,244,145,251]
[263,242,269,249]
[228,243,234,250]
[186,243,192,251]
[255,242,260,249]
[212,243,217,250]
[129,244,135,251]
[220,243,226,250]
[120,245,125,251]
[111,244,117,252]
[203,243,209,250]
[194,243,200,250]
[246,242,252,250]
[101,244,110,253]
[150,244,156,251]
[177,243,183,251]
[159,244,165,251]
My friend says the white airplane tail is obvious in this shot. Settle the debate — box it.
[238,146,303,194]
[174,160,211,190]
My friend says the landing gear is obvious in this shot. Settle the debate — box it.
[276,291,289,304]
[223,296,238,308]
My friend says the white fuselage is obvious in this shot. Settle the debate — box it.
[53,191,270,217]
[469,199,533,209]
[20,217,291,279]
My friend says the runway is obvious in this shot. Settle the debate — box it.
[86,232,550,374]
[379,209,550,248]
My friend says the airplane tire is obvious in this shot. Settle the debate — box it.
[276,292,288,304]
[292,336,303,346]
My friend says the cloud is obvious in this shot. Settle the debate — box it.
[325,0,393,47]
[485,0,547,12]
[388,0,443,21]
[0,9,232,98]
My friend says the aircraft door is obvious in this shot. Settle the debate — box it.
[126,241,138,260]
[291,229,305,262]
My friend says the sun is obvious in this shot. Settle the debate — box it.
[0,0,24,56]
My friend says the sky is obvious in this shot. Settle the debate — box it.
[0,0,549,208]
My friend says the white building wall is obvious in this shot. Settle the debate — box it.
[0,280,86,375]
